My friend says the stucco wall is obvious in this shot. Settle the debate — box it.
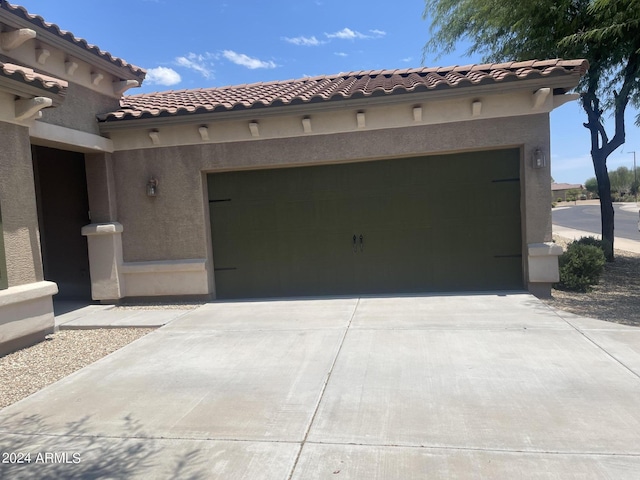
[39,83,120,136]
[111,114,551,265]
[0,122,44,286]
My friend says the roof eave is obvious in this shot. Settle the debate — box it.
[98,71,584,131]
[0,70,66,105]
[0,3,145,82]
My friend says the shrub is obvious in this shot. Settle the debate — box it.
[575,236,605,251]
[574,236,612,260]
[556,242,606,292]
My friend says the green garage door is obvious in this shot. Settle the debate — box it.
[208,149,522,299]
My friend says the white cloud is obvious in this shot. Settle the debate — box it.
[145,66,181,86]
[325,27,385,41]
[222,50,276,69]
[175,52,216,79]
[283,35,324,46]
[326,27,369,40]
[334,52,348,57]
[400,56,413,63]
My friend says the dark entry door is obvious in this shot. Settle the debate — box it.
[33,146,92,300]
[208,149,522,299]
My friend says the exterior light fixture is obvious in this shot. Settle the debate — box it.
[533,148,546,169]
[146,177,158,197]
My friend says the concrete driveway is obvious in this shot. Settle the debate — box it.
[1,294,640,479]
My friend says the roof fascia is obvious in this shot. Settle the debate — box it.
[0,73,64,104]
[99,73,582,132]
[0,8,141,81]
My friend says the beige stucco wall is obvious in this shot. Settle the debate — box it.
[0,122,55,354]
[39,83,120,136]
[111,114,551,277]
[0,121,44,287]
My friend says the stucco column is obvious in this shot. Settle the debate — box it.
[527,242,563,298]
[81,222,125,302]
[85,152,118,222]
[0,122,45,286]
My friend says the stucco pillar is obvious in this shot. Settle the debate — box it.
[0,122,45,286]
[527,242,563,298]
[81,222,125,302]
[85,152,118,222]
[0,121,54,355]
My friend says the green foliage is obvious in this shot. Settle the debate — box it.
[422,0,640,117]
[566,189,581,202]
[584,177,598,195]
[574,236,605,251]
[556,241,606,292]
[609,166,632,193]
[574,235,612,261]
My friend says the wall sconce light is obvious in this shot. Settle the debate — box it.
[146,177,158,197]
[532,148,546,169]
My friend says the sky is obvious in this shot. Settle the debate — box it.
[14,0,640,185]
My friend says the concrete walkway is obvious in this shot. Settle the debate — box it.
[2,294,640,479]
[553,224,640,254]
[54,302,194,329]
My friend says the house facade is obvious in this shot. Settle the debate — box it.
[0,1,586,354]
[552,182,586,202]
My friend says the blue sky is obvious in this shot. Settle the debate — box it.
[15,0,640,184]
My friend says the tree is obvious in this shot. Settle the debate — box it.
[585,177,599,197]
[423,0,640,261]
[608,166,633,194]
[566,188,581,203]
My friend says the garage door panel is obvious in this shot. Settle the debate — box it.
[208,148,522,298]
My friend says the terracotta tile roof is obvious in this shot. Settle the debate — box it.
[0,1,145,80]
[0,60,67,94]
[99,59,588,122]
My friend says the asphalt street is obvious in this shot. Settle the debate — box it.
[552,203,640,241]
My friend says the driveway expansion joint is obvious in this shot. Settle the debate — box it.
[286,298,361,480]
[303,440,640,457]
[547,307,640,382]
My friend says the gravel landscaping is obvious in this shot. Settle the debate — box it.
[0,328,154,409]
[542,236,640,326]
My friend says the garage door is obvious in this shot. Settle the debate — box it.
[208,149,522,299]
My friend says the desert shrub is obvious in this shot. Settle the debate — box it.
[576,237,613,258]
[575,236,605,251]
[574,236,612,260]
[556,242,606,292]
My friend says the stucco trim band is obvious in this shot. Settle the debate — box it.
[0,280,57,356]
[120,258,206,274]
[121,259,208,297]
[31,121,114,153]
[0,279,57,307]
[81,222,123,236]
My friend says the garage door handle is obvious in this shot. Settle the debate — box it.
[359,234,364,252]
[353,234,357,253]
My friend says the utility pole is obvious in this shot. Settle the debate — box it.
[630,151,637,202]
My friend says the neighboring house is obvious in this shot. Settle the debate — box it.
[552,183,586,202]
[0,1,587,354]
